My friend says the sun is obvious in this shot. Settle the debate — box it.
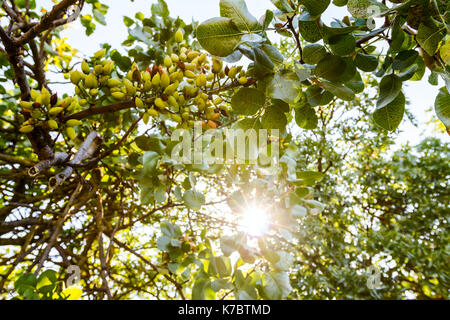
[239,204,270,237]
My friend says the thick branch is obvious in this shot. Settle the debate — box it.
[15,0,80,46]
[63,100,136,121]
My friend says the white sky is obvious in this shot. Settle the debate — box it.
[40,0,448,146]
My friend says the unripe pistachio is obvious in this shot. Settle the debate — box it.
[211,113,221,121]
[20,125,34,133]
[79,99,88,106]
[171,113,182,123]
[147,108,159,117]
[228,67,239,79]
[184,70,196,79]
[66,127,76,140]
[167,95,178,107]
[171,54,179,63]
[99,75,109,85]
[85,73,98,89]
[112,92,125,100]
[196,74,207,87]
[213,97,223,105]
[31,109,41,119]
[90,88,99,96]
[175,28,184,43]
[168,65,177,74]
[187,51,200,60]
[182,112,190,121]
[94,48,106,59]
[70,70,84,85]
[19,101,33,110]
[48,119,58,130]
[180,53,187,61]
[135,97,144,109]
[184,63,196,71]
[164,55,172,68]
[238,76,248,85]
[163,81,179,95]
[142,71,151,82]
[124,79,136,95]
[143,80,152,91]
[160,72,170,88]
[207,121,217,129]
[81,60,90,74]
[155,98,166,109]
[198,53,207,64]
[94,64,103,75]
[49,107,64,116]
[152,72,161,86]
[206,73,214,81]
[30,89,40,101]
[212,59,222,73]
[178,95,186,105]
[143,113,150,124]
[66,119,83,127]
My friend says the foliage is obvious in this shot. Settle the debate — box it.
[0,0,448,300]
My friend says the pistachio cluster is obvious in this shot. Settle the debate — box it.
[18,29,251,141]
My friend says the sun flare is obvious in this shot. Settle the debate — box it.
[239,204,270,237]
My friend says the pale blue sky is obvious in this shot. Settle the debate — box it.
[41,0,448,145]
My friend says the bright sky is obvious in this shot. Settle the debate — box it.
[41,0,448,146]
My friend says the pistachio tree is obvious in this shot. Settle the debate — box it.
[0,0,448,300]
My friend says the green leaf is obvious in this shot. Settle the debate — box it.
[417,20,446,56]
[373,91,405,131]
[231,88,266,115]
[183,189,205,211]
[321,80,355,101]
[295,104,318,130]
[347,0,387,18]
[298,19,323,43]
[302,44,328,65]
[215,256,232,277]
[260,271,292,300]
[392,50,419,70]
[314,55,346,81]
[376,74,402,109]
[435,87,450,129]
[220,236,240,256]
[261,106,288,130]
[302,0,330,16]
[192,279,215,300]
[328,34,356,56]
[267,71,300,104]
[355,53,378,72]
[291,204,307,218]
[219,0,259,32]
[306,85,334,106]
[273,251,294,271]
[197,17,243,57]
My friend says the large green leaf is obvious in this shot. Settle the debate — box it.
[314,55,346,81]
[355,53,378,72]
[328,34,356,56]
[376,74,402,109]
[302,44,328,65]
[392,50,419,70]
[219,0,259,32]
[231,88,266,115]
[267,71,300,104]
[183,189,205,211]
[298,19,323,43]
[197,17,243,57]
[373,91,405,131]
[301,0,330,16]
[295,104,318,130]
[260,271,292,300]
[321,80,355,101]
[435,87,450,129]
[417,20,446,56]
[347,0,387,18]
[261,106,288,130]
